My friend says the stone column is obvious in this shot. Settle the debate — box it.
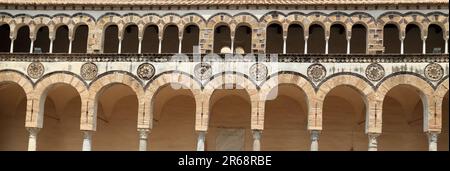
[196,131,206,151]
[230,36,235,54]
[252,130,262,151]
[310,130,320,151]
[68,38,73,54]
[400,37,404,54]
[9,38,14,53]
[27,127,40,151]
[368,133,380,151]
[138,128,150,151]
[427,132,439,151]
[304,37,308,54]
[422,38,426,54]
[325,38,329,54]
[29,39,35,53]
[283,36,287,54]
[81,131,92,151]
[178,36,183,54]
[118,37,123,54]
[49,37,54,53]
[138,37,143,54]
[158,36,162,54]
[346,37,351,54]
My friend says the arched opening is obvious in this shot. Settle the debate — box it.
[404,24,422,54]
[207,89,252,151]
[53,25,69,53]
[351,24,367,54]
[182,25,200,54]
[14,26,31,53]
[380,85,427,151]
[0,24,11,52]
[234,25,252,54]
[213,25,231,53]
[34,26,50,53]
[0,82,27,150]
[439,91,449,151]
[103,25,119,53]
[266,23,283,53]
[426,24,445,53]
[142,25,159,53]
[262,84,308,150]
[72,25,88,53]
[286,24,304,53]
[308,24,325,53]
[383,24,400,54]
[93,84,138,150]
[37,84,82,150]
[122,25,139,53]
[329,24,347,54]
[321,85,367,151]
[161,25,179,53]
[149,85,196,150]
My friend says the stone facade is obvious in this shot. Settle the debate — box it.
[0,1,448,151]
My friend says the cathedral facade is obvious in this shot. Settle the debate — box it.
[0,0,448,151]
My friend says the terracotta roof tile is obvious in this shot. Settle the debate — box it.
[0,0,447,6]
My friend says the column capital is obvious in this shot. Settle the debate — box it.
[427,131,439,151]
[368,132,380,137]
[196,130,206,136]
[368,133,380,151]
[26,127,40,137]
[83,130,93,138]
[196,131,207,151]
[427,131,439,142]
[138,128,151,140]
[422,36,427,41]
[310,130,320,141]
[252,130,262,140]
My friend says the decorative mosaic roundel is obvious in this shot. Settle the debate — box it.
[249,63,268,81]
[194,63,212,80]
[424,63,444,82]
[365,63,385,82]
[137,63,155,80]
[27,62,44,79]
[80,62,98,81]
[307,63,326,82]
